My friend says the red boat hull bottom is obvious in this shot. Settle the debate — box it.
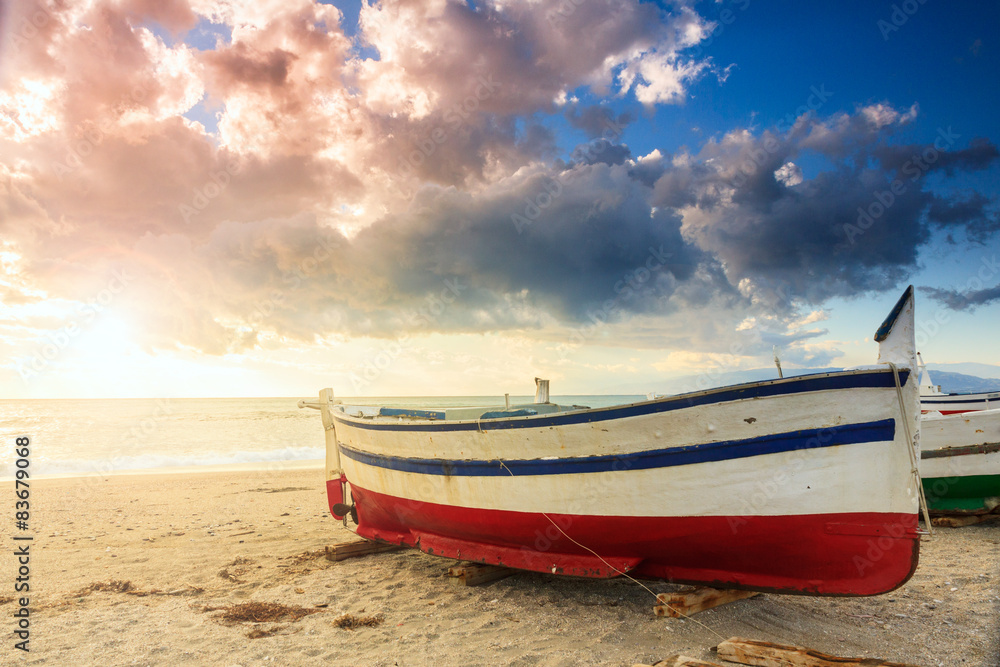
[333,482,920,596]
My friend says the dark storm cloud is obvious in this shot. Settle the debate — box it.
[872,137,1000,176]
[922,284,1000,311]
[565,104,635,140]
[234,161,706,342]
[655,107,1000,307]
[926,193,999,242]
[571,139,632,166]
[690,167,933,302]
[927,192,992,225]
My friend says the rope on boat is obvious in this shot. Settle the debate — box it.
[888,362,933,535]
[496,460,728,641]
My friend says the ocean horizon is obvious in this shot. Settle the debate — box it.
[0,394,642,479]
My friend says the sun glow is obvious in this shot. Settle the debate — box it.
[73,316,139,378]
[0,79,61,140]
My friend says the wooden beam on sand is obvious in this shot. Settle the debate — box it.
[653,587,759,617]
[931,513,999,528]
[715,637,920,667]
[324,539,404,562]
[447,563,513,586]
[633,655,725,667]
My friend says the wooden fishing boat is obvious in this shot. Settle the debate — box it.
[921,407,1000,515]
[919,360,1000,414]
[301,287,924,596]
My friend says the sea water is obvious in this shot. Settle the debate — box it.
[0,395,641,478]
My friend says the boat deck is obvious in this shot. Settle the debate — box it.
[335,401,591,422]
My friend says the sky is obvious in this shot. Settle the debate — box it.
[0,0,998,399]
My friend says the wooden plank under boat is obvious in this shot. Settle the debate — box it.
[300,287,924,596]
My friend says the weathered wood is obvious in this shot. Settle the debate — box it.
[930,513,1000,528]
[715,636,920,667]
[653,587,760,617]
[447,563,513,586]
[324,539,404,562]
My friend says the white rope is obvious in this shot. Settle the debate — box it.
[496,460,729,640]
[888,362,933,535]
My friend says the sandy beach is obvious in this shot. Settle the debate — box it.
[2,468,997,666]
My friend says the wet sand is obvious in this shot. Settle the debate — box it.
[1,468,997,666]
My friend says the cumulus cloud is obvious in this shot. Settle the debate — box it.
[618,49,711,106]
[352,0,711,116]
[773,162,803,187]
[650,107,1000,308]
[1,0,998,367]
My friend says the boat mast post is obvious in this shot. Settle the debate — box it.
[319,388,353,526]
[534,378,550,404]
[319,388,342,477]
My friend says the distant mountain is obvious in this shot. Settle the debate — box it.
[649,365,1000,396]
[925,362,1000,381]
[922,370,1000,394]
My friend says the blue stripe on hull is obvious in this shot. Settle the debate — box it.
[339,419,895,477]
[337,369,908,433]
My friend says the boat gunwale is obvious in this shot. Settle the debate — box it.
[921,393,1000,402]
[921,441,1000,460]
[331,367,910,432]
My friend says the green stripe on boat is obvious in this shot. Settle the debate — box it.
[922,474,1000,513]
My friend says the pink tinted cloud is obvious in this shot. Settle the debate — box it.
[0,0,726,355]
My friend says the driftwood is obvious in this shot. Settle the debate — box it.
[715,636,921,667]
[447,563,514,586]
[324,539,404,562]
[653,587,760,617]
